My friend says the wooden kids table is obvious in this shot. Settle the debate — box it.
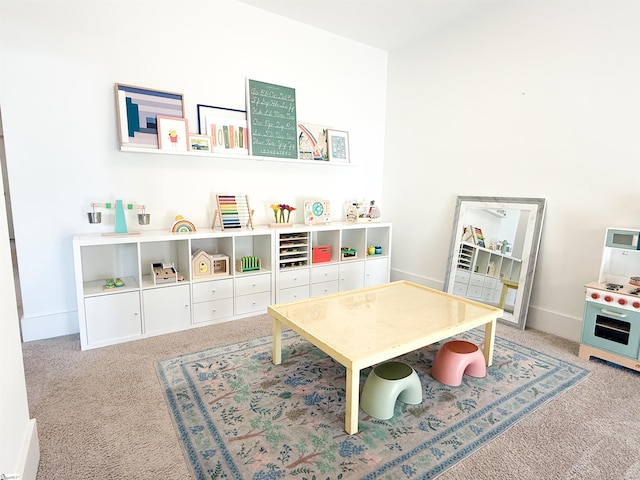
[269,280,502,434]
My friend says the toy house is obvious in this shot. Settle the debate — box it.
[192,250,230,279]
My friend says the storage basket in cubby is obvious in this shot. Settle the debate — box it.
[312,246,331,263]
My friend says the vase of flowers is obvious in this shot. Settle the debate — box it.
[269,204,296,227]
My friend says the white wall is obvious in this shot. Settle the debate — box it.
[5,0,636,346]
[384,1,640,340]
[0,0,388,340]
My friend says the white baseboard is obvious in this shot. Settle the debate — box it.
[390,268,443,290]
[21,310,79,342]
[526,306,582,342]
[390,268,582,342]
[18,419,39,480]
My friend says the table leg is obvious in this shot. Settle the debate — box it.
[483,319,496,367]
[272,318,282,365]
[345,367,360,434]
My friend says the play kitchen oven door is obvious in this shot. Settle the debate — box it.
[582,301,640,359]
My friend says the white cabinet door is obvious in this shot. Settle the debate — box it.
[143,284,191,335]
[364,257,389,287]
[339,261,365,291]
[84,291,141,346]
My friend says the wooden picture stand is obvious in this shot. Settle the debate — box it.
[212,194,254,230]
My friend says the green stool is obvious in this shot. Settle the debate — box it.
[360,361,422,420]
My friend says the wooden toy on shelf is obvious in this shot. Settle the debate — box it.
[151,262,178,284]
[341,247,357,260]
[192,250,229,278]
[88,200,149,235]
[237,256,261,272]
[171,215,196,233]
[304,199,330,225]
[212,194,254,230]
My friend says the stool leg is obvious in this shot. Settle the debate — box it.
[463,351,487,378]
[397,371,422,404]
[432,356,467,387]
[361,374,401,420]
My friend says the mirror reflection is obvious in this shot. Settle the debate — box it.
[444,197,546,329]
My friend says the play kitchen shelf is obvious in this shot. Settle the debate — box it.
[73,222,391,350]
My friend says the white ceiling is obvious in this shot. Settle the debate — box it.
[236,0,496,50]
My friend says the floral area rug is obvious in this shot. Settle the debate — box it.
[157,329,589,480]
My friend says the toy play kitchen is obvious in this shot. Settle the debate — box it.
[580,227,640,371]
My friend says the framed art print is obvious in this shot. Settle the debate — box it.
[157,116,190,152]
[115,84,184,149]
[197,104,248,155]
[298,122,329,161]
[327,129,350,163]
[189,134,212,152]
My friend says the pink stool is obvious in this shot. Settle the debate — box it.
[431,340,487,386]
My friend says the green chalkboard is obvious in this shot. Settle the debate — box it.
[246,79,298,159]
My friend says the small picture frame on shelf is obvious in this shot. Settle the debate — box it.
[157,116,190,152]
[189,134,212,152]
[327,129,350,163]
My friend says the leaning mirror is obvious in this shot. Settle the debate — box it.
[443,196,546,329]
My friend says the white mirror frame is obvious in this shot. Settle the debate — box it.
[443,196,547,329]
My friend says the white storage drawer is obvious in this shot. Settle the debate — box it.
[193,298,234,323]
[455,270,471,282]
[310,280,339,298]
[482,288,497,302]
[192,278,234,303]
[467,285,483,298]
[470,274,485,287]
[483,277,499,289]
[453,282,468,296]
[278,285,310,303]
[235,274,271,296]
[235,291,271,315]
[311,264,339,284]
[279,268,310,289]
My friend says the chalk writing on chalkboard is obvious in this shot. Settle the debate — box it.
[246,79,298,159]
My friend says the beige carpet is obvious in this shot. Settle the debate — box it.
[23,316,640,479]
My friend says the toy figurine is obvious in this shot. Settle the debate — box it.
[368,200,380,219]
